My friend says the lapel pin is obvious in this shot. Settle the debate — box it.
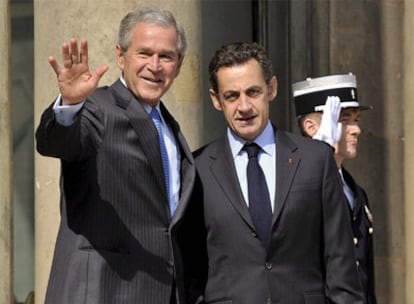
[288,158,293,164]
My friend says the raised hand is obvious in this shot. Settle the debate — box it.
[48,38,109,105]
[312,96,342,147]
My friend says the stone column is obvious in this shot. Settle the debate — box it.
[34,1,202,303]
[404,1,414,303]
[0,0,13,303]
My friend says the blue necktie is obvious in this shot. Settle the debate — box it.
[339,169,354,210]
[244,143,272,246]
[150,108,173,214]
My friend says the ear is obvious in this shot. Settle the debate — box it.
[174,56,184,78]
[209,89,223,111]
[268,76,278,101]
[116,44,124,69]
[303,116,320,137]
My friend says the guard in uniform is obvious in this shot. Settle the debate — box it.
[292,73,377,304]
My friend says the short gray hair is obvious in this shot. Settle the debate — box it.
[118,7,187,59]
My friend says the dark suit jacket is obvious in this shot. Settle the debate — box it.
[342,167,377,304]
[36,80,202,304]
[193,127,364,304]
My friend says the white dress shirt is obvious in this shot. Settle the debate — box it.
[227,121,276,212]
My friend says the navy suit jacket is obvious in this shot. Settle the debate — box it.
[36,80,203,304]
[193,127,364,304]
[342,167,377,304]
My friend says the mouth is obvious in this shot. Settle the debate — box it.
[142,76,163,84]
[237,114,257,123]
[236,114,257,122]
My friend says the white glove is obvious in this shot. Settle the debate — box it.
[312,96,342,147]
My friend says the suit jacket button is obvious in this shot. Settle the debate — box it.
[356,260,360,267]
[167,260,174,268]
[353,237,358,246]
[265,262,272,270]
[251,231,258,237]
[369,227,374,234]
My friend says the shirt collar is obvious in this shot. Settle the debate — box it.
[227,121,275,159]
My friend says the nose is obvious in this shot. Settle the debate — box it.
[350,122,361,136]
[148,55,161,71]
[237,94,252,112]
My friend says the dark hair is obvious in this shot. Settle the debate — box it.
[118,7,187,59]
[208,42,273,93]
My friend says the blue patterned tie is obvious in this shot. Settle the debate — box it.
[150,108,173,214]
[244,143,272,246]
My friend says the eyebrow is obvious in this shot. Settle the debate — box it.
[340,111,360,119]
[222,84,263,93]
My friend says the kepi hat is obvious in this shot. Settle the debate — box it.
[292,73,372,116]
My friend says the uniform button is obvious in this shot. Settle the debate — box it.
[356,260,360,267]
[265,262,272,270]
[369,227,374,234]
[353,237,358,246]
[353,216,357,221]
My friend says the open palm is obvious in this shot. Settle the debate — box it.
[48,38,108,105]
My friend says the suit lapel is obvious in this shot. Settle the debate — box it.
[159,103,196,224]
[111,81,168,205]
[209,137,255,230]
[273,131,301,225]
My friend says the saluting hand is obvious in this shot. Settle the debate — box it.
[48,38,109,105]
[313,96,342,147]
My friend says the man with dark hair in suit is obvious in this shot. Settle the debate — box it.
[36,6,204,304]
[292,74,377,304]
[193,42,363,303]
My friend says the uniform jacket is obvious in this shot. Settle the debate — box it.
[193,127,364,304]
[342,167,377,304]
[36,80,203,304]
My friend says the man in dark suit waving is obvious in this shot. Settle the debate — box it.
[193,42,363,303]
[36,6,203,304]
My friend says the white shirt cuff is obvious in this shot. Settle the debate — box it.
[53,95,85,126]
